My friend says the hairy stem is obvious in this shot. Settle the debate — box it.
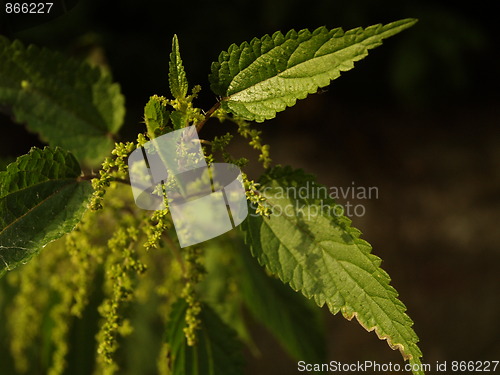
[195,101,221,132]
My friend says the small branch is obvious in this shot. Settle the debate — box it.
[195,101,221,133]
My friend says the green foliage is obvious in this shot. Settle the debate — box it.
[243,166,424,372]
[197,239,253,346]
[169,34,189,100]
[210,19,417,121]
[0,19,425,375]
[0,37,125,165]
[237,243,326,363]
[166,299,244,375]
[0,147,92,277]
[144,95,171,139]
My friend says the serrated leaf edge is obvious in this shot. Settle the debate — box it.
[242,166,423,371]
[210,19,417,122]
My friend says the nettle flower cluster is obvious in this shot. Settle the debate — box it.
[87,59,273,363]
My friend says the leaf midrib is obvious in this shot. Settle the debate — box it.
[226,31,369,101]
[260,191,416,355]
[0,173,78,198]
[0,177,81,236]
[223,20,415,104]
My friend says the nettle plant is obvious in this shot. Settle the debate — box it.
[0,19,424,375]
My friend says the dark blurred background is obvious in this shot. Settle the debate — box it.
[1,0,499,373]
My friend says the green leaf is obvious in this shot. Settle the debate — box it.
[170,110,188,130]
[242,166,424,375]
[210,19,417,122]
[144,95,171,139]
[198,240,254,348]
[237,242,326,363]
[169,34,188,99]
[0,37,125,165]
[0,147,92,278]
[166,299,244,375]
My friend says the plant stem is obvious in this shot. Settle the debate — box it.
[195,101,221,133]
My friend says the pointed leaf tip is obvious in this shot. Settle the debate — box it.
[169,34,188,99]
[242,166,424,374]
[209,19,417,122]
